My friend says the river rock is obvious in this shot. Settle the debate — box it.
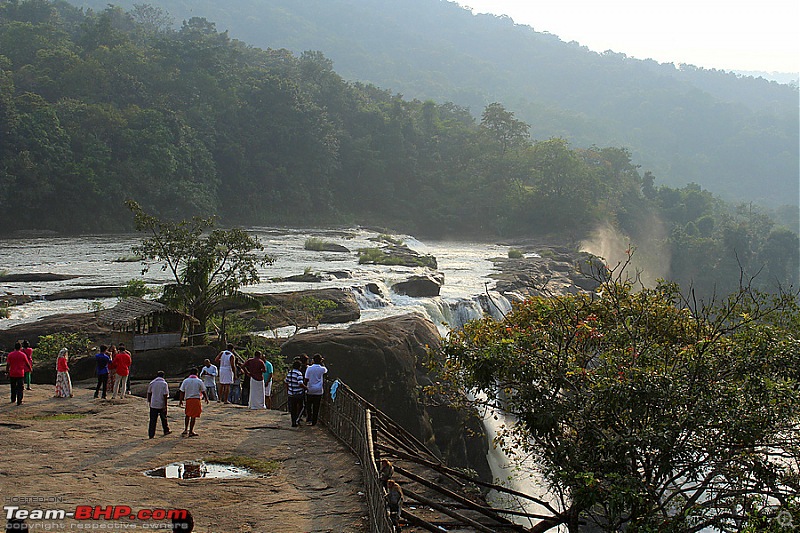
[316,243,351,253]
[233,288,361,330]
[490,249,606,297]
[0,273,82,282]
[391,272,445,297]
[281,313,492,481]
[46,287,123,300]
[0,294,35,307]
[360,244,438,269]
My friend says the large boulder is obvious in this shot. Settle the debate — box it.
[243,288,360,330]
[281,313,491,481]
[391,272,445,297]
[490,249,606,297]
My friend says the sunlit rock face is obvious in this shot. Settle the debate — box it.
[281,313,492,481]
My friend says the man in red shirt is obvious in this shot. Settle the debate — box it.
[111,346,132,399]
[6,342,32,405]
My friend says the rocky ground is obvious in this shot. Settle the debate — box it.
[0,381,369,533]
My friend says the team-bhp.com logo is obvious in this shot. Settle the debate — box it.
[5,505,189,521]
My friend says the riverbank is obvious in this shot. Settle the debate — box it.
[0,381,369,533]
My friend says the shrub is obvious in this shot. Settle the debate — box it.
[119,278,157,299]
[36,332,93,360]
[304,237,326,251]
[508,248,524,259]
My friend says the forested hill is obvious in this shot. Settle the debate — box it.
[0,1,797,296]
[72,0,800,209]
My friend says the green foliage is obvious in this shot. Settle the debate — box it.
[435,263,800,531]
[87,300,105,315]
[286,295,337,335]
[36,332,93,360]
[376,234,404,246]
[0,304,9,319]
[507,248,523,259]
[304,237,327,251]
[127,200,273,344]
[358,247,437,269]
[119,278,156,299]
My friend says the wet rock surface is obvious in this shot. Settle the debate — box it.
[490,246,607,298]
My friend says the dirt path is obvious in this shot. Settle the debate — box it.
[0,381,369,533]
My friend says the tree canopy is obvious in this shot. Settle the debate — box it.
[435,262,800,531]
[127,200,273,342]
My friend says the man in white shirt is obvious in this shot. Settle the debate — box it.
[199,359,219,402]
[179,368,207,437]
[146,371,171,439]
[304,353,328,426]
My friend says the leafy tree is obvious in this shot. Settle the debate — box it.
[434,259,800,532]
[126,200,273,344]
[480,102,530,155]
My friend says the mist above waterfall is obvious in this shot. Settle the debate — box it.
[580,217,670,288]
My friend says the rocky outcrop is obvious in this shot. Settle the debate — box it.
[281,313,492,481]
[391,272,445,297]
[490,248,608,298]
[359,244,438,269]
[0,273,81,282]
[46,287,123,300]
[237,288,361,330]
[314,242,351,253]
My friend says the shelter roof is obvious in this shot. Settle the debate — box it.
[98,297,195,328]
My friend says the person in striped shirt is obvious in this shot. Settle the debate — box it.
[284,360,306,427]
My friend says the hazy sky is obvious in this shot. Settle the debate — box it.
[460,0,800,74]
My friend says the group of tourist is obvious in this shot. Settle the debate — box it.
[93,344,133,399]
[6,338,328,435]
[285,353,328,427]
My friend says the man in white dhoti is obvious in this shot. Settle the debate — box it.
[215,344,237,404]
[243,351,267,410]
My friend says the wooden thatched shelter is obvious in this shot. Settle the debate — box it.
[99,298,196,351]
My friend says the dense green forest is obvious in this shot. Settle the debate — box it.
[71,0,800,210]
[0,0,797,297]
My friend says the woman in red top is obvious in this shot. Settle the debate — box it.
[55,348,73,398]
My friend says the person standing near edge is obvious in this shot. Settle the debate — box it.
[54,348,73,398]
[7,342,32,405]
[178,368,207,437]
[215,344,237,404]
[243,351,267,410]
[94,345,111,399]
[304,353,328,426]
[285,360,306,427]
[21,340,33,390]
[146,371,171,439]
[199,359,218,402]
[261,352,274,409]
